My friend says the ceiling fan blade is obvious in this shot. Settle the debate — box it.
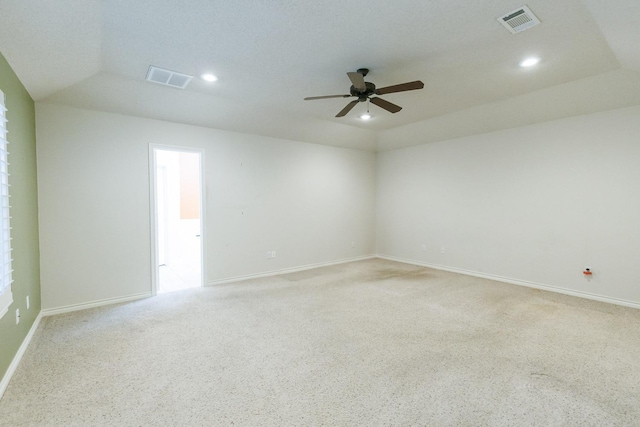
[304,94,351,100]
[335,100,359,117]
[370,97,402,113]
[375,80,424,95]
[347,72,366,92]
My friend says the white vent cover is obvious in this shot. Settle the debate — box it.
[146,66,193,89]
[498,5,541,34]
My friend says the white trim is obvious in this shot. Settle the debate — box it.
[208,255,376,286]
[41,292,151,317]
[0,311,42,400]
[377,255,640,310]
[149,144,206,296]
[0,293,11,319]
[148,145,158,296]
[198,149,207,292]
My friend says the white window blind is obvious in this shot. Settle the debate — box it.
[0,89,13,319]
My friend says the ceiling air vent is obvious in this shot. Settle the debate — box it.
[146,66,193,89]
[498,5,541,34]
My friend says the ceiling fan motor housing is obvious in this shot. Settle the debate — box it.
[350,81,377,101]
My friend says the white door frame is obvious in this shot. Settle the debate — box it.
[149,143,207,296]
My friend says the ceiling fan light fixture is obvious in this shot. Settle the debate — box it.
[360,113,372,120]
[201,73,218,82]
[519,57,541,68]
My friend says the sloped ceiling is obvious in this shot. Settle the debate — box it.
[1,0,639,151]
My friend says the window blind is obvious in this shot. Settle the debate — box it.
[0,89,13,319]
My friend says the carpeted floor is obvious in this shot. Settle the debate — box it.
[2,259,640,426]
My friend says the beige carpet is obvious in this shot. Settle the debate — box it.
[2,259,640,426]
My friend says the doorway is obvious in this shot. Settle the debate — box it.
[150,145,205,294]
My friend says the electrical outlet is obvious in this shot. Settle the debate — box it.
[421,244,426,251]
[272,251,276,258]
[26,295,30,310]
[16,308,20,325]
[441,247,445,254]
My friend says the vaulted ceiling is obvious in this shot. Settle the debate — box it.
[1,0,639,151]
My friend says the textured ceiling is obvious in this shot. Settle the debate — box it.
[1,0,639,151]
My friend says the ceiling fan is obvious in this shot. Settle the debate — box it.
[304,68,424,118]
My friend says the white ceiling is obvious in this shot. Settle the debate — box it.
[1,0,639,151]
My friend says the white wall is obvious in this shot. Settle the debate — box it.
[377,105,640,305]
[36,104,376,310]
[34,102,640,311]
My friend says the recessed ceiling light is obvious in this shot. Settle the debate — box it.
[201,73,218,82]
[360,113,372,120]
[519,57,541,68]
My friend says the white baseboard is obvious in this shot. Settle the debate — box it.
[41,292,152,317]
[377,254,640,310]
[0,311,43,400]
[208,255,376,286]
